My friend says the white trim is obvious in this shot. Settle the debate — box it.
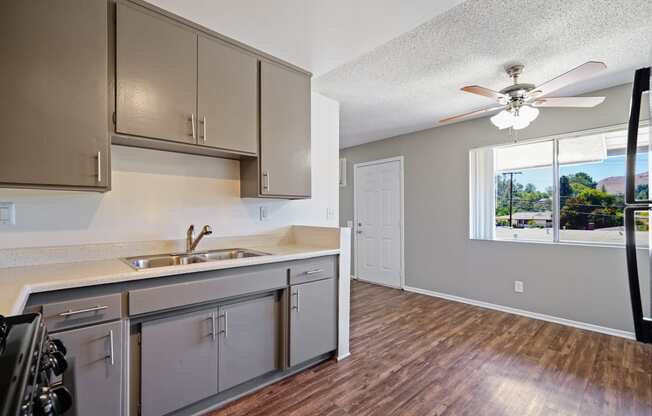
[353,156,405,289]
[336,352,351,361]
[356,276,401,290]
[403,285,635,340]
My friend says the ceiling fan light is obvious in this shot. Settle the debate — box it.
[512,117,531,130]
[491,110,515,129]
[519,105,540,123]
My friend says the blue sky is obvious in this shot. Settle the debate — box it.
[508,153,649,192]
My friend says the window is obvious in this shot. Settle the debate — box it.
[470,125,649,246]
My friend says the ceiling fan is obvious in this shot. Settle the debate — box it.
[440,61,607,130]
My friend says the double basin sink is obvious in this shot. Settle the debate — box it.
[124,248,269,270]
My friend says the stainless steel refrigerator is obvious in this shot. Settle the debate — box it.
[625,64,652,343]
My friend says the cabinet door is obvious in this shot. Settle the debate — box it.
[140,308,218,416]
[116,2,197,144]
[52,321,122,416]
[0,0,108,189]
[290,278,337,367]
[218,295,279,391]
[260,61,311,197]
[197,36,258,154]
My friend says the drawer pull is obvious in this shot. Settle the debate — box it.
[58,305,108,317]
[305,269,324,275]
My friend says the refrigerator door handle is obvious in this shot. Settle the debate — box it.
[625,67,650,205]
[624,207,652,343]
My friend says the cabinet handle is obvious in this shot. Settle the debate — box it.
[305,269,324,275]
[263,172,270,191]
[105,330,115,366]
[291,289,300,312]
[209,313,216,341]
[58,305,108,317]
[97,152,102,183]
[201,116,207,143]
[190,114,196,139]
[217,312,228,338]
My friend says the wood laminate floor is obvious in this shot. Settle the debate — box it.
[208,280,652,416]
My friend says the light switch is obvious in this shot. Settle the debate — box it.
[0,202,15,225]
[259,206,269,221]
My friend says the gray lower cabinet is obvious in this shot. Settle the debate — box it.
[140,308,218,416]
[51,321,123,416]
[116,1,198,144]
[218,295,279,391]
[290,278,337,367]
[0,0,109,191]
[197,36,258,154]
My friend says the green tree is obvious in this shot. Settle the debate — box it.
[636,184,648,200]
[568,172,597,189]
[560,188,623,229]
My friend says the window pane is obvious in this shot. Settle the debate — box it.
[558,127,649,245]
[495,141,553,242]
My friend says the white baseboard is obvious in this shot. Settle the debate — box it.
[336,352,351,361]
[350,275,357,280]
[403,285,635,340]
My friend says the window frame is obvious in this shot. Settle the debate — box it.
[472,121,650,247]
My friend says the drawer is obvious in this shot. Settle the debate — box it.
[289,256,337,285]
[41,294,122,332]
[129,266,288,316]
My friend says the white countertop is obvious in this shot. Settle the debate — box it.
[0,243,340,316]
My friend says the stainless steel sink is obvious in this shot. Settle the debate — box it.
[195,248,269,261]
[124,248,269,270]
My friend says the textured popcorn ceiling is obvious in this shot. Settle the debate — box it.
[314,0,652,148]
[147,0,465,76]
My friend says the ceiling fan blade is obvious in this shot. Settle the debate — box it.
[461,85,507,102]
[529,61,607,98]
[532,96,606,108]
[439,106,503,123]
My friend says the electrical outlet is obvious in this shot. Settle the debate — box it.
[326,208,335,220]
[259,206,268,221]
[0,202,15,225]
[514,280,524,293]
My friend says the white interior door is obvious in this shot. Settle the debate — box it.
[354,158,402,288]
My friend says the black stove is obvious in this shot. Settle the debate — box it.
[0,314,72,416]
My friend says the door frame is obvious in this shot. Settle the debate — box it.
[353,156,405,289]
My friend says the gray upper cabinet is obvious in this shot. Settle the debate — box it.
[290,278,337,366]
[198,36,258,154]
[140,308,218,416]
[0,0,109,191]
[218,295,279,391]
[259,61,312,198]
[116,2,197,144]
[52,321,123,416]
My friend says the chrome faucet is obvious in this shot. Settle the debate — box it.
[186,224,213,253]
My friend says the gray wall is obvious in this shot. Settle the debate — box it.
[340,83,650,333]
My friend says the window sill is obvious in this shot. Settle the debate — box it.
[469,237,648,250]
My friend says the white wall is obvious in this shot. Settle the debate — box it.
[340,83,649,334]
[0,93,339,249]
